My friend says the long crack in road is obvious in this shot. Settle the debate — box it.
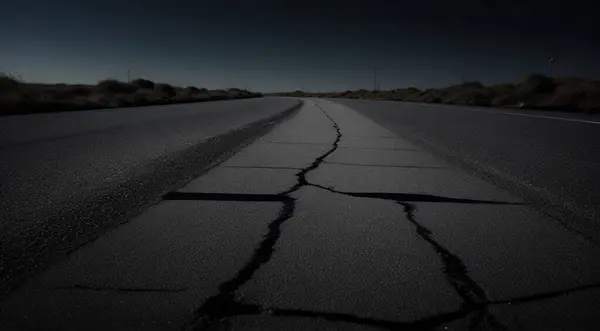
[169,101,600,331]
[5,100,600,330]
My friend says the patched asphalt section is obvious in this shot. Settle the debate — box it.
[0,99,302,300]
[182,102,343,330]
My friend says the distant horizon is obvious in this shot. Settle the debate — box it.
[3,0,599,92]
[4,71,594,94]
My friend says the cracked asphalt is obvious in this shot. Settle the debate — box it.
[2,99,600,330]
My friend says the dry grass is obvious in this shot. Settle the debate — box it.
[271,75,600,113]
[0,75,262,116]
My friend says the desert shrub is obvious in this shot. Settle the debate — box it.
[115,95,134,107]
[461,81,485,89]
[519,74,556,94]
[68,85,92,96]
[388,87,422,101]
[466,91,493,106]
[154,83,176,98]
[211,89,227,95]
[96,79,137,94]
[420,90,442,103]
[546,88,585,110]
[0,74,21,92]
[490,95,517,107]
[488,83,516,96]
[131,78,155,89]
[87,93,112,106]
[185,86,201,94]
[47,85,92,100]
[493,75,556,107]
[132,93,149,105]
[538,80,600,111]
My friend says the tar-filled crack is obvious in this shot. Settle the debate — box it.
[289,280,600,330]
[399,203,505,330]
[400,203,488,305]
[184,102,342,330]
[182,103,589,330]
[187,198,296,328]
[306,183,522,206]
[300,184,517,329]
[337,146,420,151]
[267,141,332,146]
[189,279,600,331]
[300,182,510,329]
[277,103,342,195]
[323,161,448,169]
[221,165,302,170]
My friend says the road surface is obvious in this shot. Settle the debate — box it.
[2,99,600,330]
[334,99,600,243]
[0,97,300,298]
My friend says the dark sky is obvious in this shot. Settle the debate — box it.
[1,0,598,91]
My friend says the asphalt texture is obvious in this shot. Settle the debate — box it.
[334,99,600,242]
[0,97,301,298]
[2,99,600,330]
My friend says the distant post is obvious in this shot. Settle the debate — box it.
[548,57,555,77]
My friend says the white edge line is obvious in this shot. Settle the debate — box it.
[454,107,600,125]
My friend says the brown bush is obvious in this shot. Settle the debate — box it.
[1,76,261,115]
[272,74,600,113]
[0,74,21,92]
[46,85,92,100]
[184,86,201,94]
[95,79,137,94]
[131,78,155,90]
[496,74,554,106]
[154,83,176,98]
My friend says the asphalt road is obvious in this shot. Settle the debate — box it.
[0,97,300,298]
[335,99,600,242]
[2,99,600,330]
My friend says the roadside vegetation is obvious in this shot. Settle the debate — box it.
[272,74,600,113]
[0,74,262,116]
